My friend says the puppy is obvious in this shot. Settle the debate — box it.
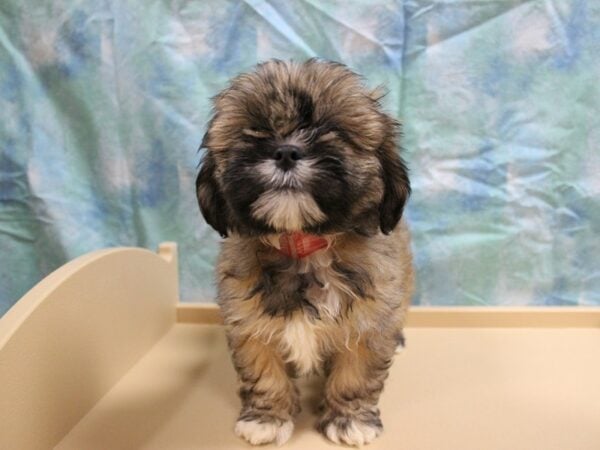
[196,59,414,446]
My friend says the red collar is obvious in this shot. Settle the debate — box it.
[277,232,329,259]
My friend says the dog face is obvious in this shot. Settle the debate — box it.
[196,59,410,237]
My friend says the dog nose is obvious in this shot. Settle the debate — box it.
[274,145,302,171]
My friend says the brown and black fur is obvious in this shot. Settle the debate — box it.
[196,59,414,446]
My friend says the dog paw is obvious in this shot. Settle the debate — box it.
[234,417,294,446]
[318,414,382,446]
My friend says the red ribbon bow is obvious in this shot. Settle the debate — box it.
[278,232,329,259]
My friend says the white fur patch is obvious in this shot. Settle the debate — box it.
[234,418,293,446]
[256,159,315,189]
[324,419,382,446]
[251,190,326,231]
[281,315,321,375]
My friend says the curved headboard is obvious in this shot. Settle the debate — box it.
[0,243,179,450]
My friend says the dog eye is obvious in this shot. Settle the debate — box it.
[242,128,270,139]
[316,131,337,143]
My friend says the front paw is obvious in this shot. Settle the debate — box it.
[317,410,382,446]
[235,413,294,446]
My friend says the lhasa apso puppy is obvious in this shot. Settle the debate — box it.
[196,59,414,446]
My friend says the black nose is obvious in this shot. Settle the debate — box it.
[274,145,302,171]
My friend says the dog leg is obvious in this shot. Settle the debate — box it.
[317,336,395,446]
[229,333,300,446]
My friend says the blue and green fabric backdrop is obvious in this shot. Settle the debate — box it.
[1,0,599,315]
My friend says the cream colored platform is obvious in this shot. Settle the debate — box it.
[1,243,599,450]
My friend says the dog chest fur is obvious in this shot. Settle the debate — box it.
[280,313,321,375]
[278,249,359,374]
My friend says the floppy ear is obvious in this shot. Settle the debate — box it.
[378,129,411,235]
[196,148,229,238]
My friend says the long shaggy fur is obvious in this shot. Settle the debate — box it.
[196,59,414,446]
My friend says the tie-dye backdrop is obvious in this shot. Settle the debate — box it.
[1,0,599,314]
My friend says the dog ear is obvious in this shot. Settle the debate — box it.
[196,149,229,238]
[378,125,411,235]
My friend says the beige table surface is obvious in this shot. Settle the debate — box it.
[57,323,600,450]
